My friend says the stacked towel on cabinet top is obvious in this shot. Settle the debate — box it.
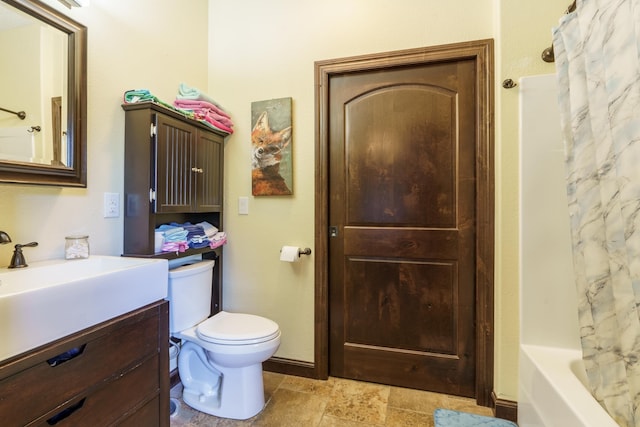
[176,82,226,109]
[173,99,234,134]
[173,83,234,135]
[123,89,176,111]
[173,99,233,127]
[123,86,233,135]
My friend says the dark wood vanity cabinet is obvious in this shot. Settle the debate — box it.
[0,301,169,427]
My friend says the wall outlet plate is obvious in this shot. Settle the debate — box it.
[104,192,120,218]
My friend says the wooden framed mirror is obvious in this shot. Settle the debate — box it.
[0,0,86,186]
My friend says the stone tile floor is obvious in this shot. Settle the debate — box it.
[170,372,495,426]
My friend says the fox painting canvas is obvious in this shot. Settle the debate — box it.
[251,98,293,196]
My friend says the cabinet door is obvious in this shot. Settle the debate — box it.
[154,114,196,213]
[195,130,223,212]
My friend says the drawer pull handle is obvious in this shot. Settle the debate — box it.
[46,344,86,367]
[46,398,86,425]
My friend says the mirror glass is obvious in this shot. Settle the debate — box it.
[0,0,86,186]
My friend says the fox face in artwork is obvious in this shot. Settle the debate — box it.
[251,111,292,196]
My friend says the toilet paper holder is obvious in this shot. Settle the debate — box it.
[298,247,312,256]
[280,246,311,262]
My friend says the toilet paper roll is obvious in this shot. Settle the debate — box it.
[280,246,300,262]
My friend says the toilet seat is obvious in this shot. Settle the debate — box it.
[196,311,280,345]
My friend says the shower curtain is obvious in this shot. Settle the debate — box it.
[553,0,640,425]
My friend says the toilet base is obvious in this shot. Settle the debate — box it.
[180,342,266,420]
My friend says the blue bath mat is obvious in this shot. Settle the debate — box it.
[434,408,517,427]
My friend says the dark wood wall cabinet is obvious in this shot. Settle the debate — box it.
[122,102,227,314]
[153,113,223,214]
[0,301,170,427]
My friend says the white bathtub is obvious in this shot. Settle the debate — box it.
[518,344,618,427]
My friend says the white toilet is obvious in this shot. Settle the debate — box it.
[167,259,281,420]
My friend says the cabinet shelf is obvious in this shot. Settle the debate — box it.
[122,246,221,260]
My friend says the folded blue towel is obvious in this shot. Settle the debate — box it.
[156,224,189,242]
[176,82,226,111]
[433,409,517,427]
[167,222,211,249]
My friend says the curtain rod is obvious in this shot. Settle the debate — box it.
[0,106,26,120]
[541,0,577,63]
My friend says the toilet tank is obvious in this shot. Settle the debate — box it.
[167,259,215,334]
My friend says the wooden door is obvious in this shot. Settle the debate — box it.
[154,113,196,213]
[328,57,479,397]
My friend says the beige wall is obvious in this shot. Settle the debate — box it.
[0,0,569,402]
[496,0,563,400]
[209,0,493,365]
[211,0,565,401]
[0,0,209,263]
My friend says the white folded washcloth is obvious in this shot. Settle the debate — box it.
[197,221,219,238]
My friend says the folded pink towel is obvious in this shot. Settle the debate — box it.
[174,99,231,120]
[195,112,233,134]
[161,241,189,253]
[173,99,234,133]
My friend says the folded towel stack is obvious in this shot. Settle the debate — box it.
[156,224,189,253]
[123,86,233,135]
[209,231,227,249]
[173,99,233,134]
[157,224,189,242]
[176,83,226,109]
[182,223,210,249]
[173,83,234,135]
[123,89,177,112]
[155,221,227,253]
[197,221,219,238]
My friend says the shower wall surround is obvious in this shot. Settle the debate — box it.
[518,73,616,427]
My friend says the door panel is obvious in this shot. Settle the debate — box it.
[154,114,195,213]
[195,131,223,212]
[346,85,457,228]
[345,258,457,354]
[329,59,477,397]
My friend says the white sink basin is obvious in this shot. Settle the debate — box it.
[0,255,168,362]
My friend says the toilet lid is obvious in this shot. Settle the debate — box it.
[196,311,280,345]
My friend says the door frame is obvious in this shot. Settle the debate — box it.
[313,39,495,406]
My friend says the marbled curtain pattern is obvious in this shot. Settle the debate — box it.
[554,0,640,425]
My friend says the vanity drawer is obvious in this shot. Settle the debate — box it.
[30,355,160,427]
[0,312,159,427]
[118,395,161,427]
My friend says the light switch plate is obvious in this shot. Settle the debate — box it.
[238,196,249,215]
